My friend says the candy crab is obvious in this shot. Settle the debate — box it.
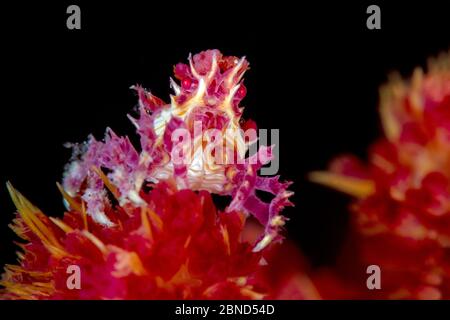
[62,49,292,251]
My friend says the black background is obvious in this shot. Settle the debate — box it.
[0,1,449,272]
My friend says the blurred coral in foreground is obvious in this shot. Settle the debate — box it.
[311,51,450,299]
[0,50,297,299]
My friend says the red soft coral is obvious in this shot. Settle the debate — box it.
[311,51,450,299]
[1,182,273,299]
